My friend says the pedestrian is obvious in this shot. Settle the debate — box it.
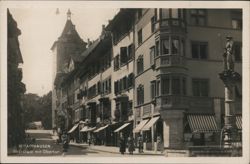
[157,135,163,153]
[127,135,135,155]
[61,131,69,156]
[119,133,126,155]
[138,134,143,153]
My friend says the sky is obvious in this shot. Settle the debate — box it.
[10,8,118,96]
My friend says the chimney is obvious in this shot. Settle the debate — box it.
[87,38,92,48]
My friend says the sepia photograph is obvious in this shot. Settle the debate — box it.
[1,1,249,163]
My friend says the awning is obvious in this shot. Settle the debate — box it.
[80,127,96,132]
[187,115,219,133]
[141,116,160,131]
[94,125,109,133]
[236,115,242,129]
[68,123,79,133]
[114,123,131,133]
[133,119,149,133]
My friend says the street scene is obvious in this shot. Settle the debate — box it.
[6,6,243,161]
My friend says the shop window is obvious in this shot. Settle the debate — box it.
[137,85,144,105]
[171,9,179,18]
[137,55,144,74]
[231,11,242,30]
[138,29,143,45]
[161,9,170,19]
[191,42,208,59]
[190,9,206,26]
[234,42,242,62]
[150,46,155,66]
[192,79,209,97]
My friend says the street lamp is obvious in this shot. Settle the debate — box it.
[219,36,241,148]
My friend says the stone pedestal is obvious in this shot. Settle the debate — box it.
[160,110,184,149]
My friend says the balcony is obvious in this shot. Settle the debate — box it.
[155,55,186,69]
[155,95,214,111]
[156,18,186,33]
[156,95,189,109]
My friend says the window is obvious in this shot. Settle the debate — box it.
[171,9,179,18]
[122,76,127,90]
[114,55,120,70]
[191,42,208,59]
[234,42,242,62]
[114,81,119,95]
[162,77,170,95]
[138,29,142,45]
[156,41,160,57]
[138,9,142,20]
[150,46,155,66]
[190,9,206,26]
[128,73,134,88]
[137,55,144,74]
[156,80,160,96]
[192,79,209,97]
[182,78,187,95]
[231,11,242,30]
[151,81,156,100]
[161,9,170,19]
[151,16,156,33]
[97,81,101,94]
[162,38,170,55]
[172,38,179,54]
[128,44,134,61]
[172,77,181,95]
[120,47,128,65]
[137,85,144,105]
[232,19,242,30]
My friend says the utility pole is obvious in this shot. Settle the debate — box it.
[219,36,241,148]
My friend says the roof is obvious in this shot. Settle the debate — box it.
[51,19,86,50]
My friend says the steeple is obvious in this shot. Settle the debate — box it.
[67,9,71,20]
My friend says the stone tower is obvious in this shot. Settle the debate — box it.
[51,9,86,128]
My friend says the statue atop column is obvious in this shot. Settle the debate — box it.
[223,36,234,72]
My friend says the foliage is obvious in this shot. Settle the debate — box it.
[23,91,52,129]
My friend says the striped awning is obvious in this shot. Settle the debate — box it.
[68,123,79,133]
[80,127,96,132]
[133,119,149,133]
[94,125,109,133]
[141,116,160,131]
[114,123,131,133]
[236,115,242,129]
[187,115,219,133]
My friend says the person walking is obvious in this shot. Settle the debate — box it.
[138,134,143,153]
[157,135,164,153]
[127,135,135,155]
[61,131,69,156]
[119,133,126,155]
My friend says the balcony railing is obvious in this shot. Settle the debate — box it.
[155,95,214,110]
[156,18,186,32]
[155,55,186,69]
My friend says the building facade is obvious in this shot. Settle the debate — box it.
[7,9,26,149]
[52,9,242,151]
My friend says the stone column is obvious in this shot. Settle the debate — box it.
[160,110,185,149]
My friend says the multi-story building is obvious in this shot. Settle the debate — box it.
[52,9,242,152]
[133,8,242,151]
[51,9,86,132]
[7,9,26,148]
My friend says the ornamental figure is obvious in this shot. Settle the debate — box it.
[223,36,234,71]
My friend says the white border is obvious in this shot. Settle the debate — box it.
[1,1,249,163]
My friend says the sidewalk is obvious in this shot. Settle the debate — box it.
[69,142,164,156]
